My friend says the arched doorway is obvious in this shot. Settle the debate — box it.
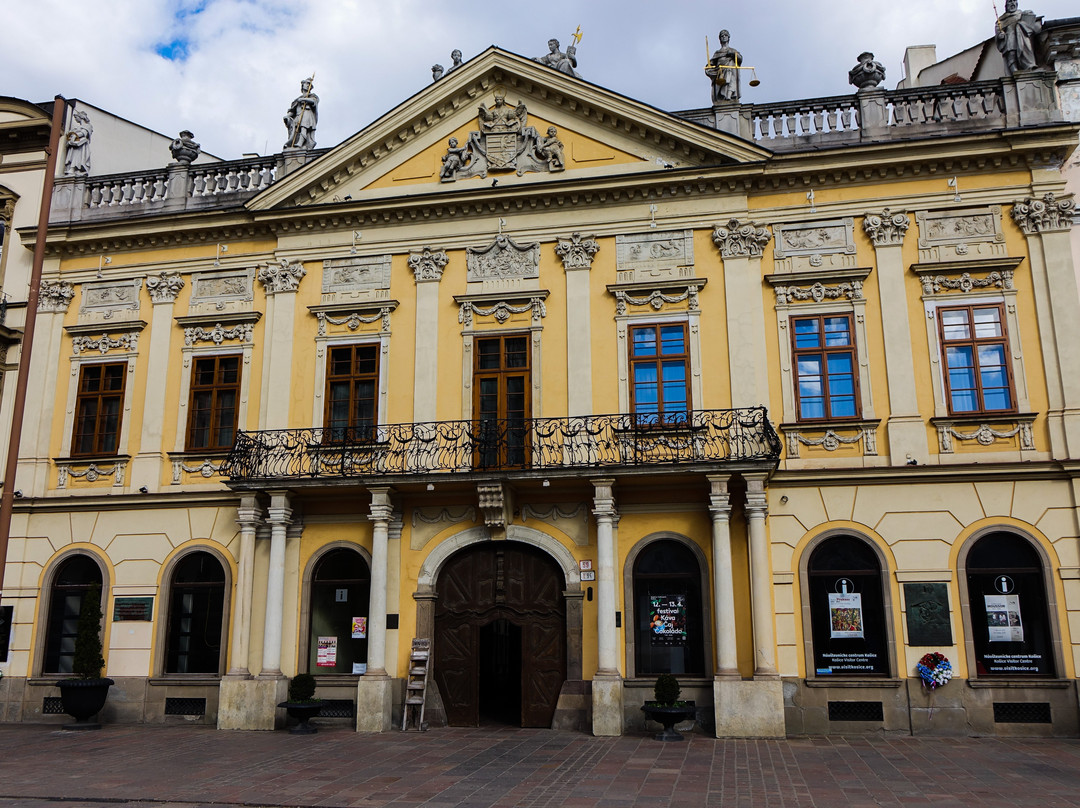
[434,541,566,727]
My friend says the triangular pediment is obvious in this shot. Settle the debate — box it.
[250,48,768,211]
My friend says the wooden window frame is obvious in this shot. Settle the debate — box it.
[938,302,1016,417]
[71,361,127,457]
[791,313,861,423]
[185,354,242,452]
[628,322,691,423]
[324,343,380,442]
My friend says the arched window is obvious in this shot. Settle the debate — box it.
[806,536,890,677]
[42,554,103,674]
[632,540,705,676]
[163,551,227,674]
[965,532,1055,677]
[308,548,370,675]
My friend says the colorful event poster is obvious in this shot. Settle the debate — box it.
[351,616,367,639]
[985,594,1024,642]
[828,593,865,638]
[316,636,338,667]
[649,594,687,646]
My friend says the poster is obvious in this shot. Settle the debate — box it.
[316,636,338,667]
[351,617,367,639]
[828,592,864,639]
[649,594,687,646]
[985,594,1024,642]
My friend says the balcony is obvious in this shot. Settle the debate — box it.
[221,408,781,484]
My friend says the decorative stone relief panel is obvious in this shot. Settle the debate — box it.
[772,218,856,273]
[409,247,449,282]
[458,296,547,327]
[79,278,142,318]
[915,206,1005,262]
[781,423,879,459]
[612,284,701,316]
[311,300,398,336]
[933,416,1036,453]
[170,457,227,484]
[466,235,540,282]
[615,230,694,282]
[57,459,127,489]
[71,332,139,355]
[322,255,391,293]
[189,269,255,309]
[184,322,254,346]
[556,233,599,271]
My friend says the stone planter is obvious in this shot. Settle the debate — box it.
[57,678,114,730]
[278,699,326,734]
[641,701,696,741]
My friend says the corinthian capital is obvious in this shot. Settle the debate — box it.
[1011,193,1076,235]
[712,218,771,258]
[863,208,910,246]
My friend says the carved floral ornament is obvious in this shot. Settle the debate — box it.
[773,280,863,306]
[257,258,306,293]
[1011,193,1076,234]
[72,333,139,355]
[863,208,910,246]
[712,219,771,258]
[466,235,540,281]
[184,322,253,346]
[315,308,393,336]
[555,233,599,270]
[459,296,547,327]
[920,270,1013,295]
[38,280,76,313]
[408,247,449,282]
[614,286,700,316]
[145,270,185,303]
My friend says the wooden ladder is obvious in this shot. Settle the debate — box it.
[401,638,431,731]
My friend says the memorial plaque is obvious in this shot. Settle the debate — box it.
[904,583,952,646]
[113,596,154,622]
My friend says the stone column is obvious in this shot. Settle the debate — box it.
[590,478,623,737]
[708,475,738,678]
[256,259,305,430]
[260,490,292,677]
[408,248,447,423]
[744,475,776,677]
[864,210,925,464]
[713,220,772,409]
[131,271,185,489]
[556,234,599,416]
[1012,193,1080,457]
[228,494,260,676]
[357,486,395,732]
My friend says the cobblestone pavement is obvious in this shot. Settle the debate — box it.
[1,723,1080,807]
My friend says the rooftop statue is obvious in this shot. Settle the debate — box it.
[283,76,319,150]
[431,64,444,82]
[534,37,581,78]
[995,0,1043,74]
[170,130,201,165]
[848,52,886,90]
[446,49,464,74]
[706,30,742,103]
[63,109,93,176]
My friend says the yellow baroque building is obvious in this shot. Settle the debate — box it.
[2,46,1080,737]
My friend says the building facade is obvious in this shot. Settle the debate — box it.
[1,42,1079,737]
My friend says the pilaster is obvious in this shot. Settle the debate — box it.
[357,486,395,732]
[409,248,447,423]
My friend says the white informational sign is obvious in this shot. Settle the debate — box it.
[317,636,338,667]
[828,592,865,639]
[335,588,348,602]
[352,662,367,675]
[580,570,596,581]
[985,594,1024,642]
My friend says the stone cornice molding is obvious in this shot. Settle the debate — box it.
[712,218,771,258]
[38,280,75,313]
[256,258,306,294]
[408,247,448,282]
[555,233,600,270]
[863,208,910,246]
[1011,192,1076,234]
[145,270,185,303]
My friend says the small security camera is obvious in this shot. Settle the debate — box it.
[13,490,23,498]
[138,486,149,494]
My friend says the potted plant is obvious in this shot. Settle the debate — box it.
[57,583,114,730]
[640,673,696,741]
[278,673,326,734]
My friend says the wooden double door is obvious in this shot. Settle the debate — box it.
[434,542,566,727]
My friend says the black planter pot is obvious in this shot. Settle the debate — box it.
[641,701,697,741]
[57,678,114,731]
[278,700,326,734]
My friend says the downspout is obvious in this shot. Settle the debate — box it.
[0,96,65,600]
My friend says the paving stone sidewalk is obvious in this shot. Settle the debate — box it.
[1,723,1079,807]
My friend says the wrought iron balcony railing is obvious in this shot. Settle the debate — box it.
[221,408,781,482]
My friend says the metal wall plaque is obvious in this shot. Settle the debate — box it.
[903,583,952,646]
[112,596,154,622]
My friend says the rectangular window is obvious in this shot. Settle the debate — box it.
[473,334,530,468]
[939,304,1013,415]
[72,362,126,456]
[629,323,689,424]
[792,314,859,421]
[325,344,379,442]
[186,355,241,451]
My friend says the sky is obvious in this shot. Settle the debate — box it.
[3,0,1078,159]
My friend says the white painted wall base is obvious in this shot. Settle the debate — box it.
[356,675,393,732]
[714,677,786,738]
[216,675,286,730]
[591,676,624,737]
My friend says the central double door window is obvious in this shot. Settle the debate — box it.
[474,335,530,469]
